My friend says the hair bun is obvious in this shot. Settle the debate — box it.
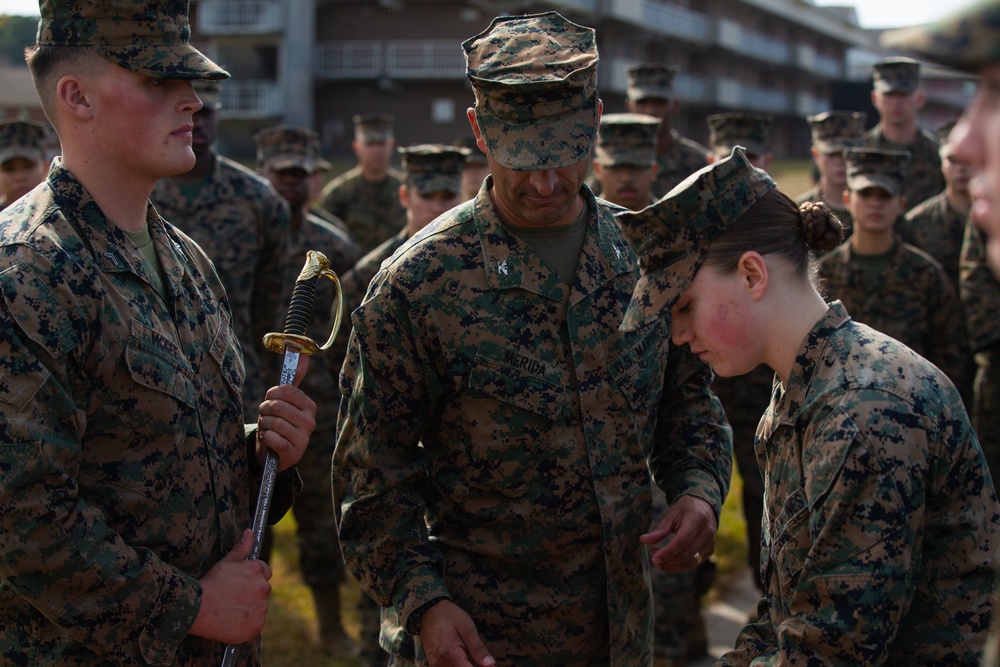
[798,201,844,253]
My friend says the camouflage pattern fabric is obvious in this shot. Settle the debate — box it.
[0,119,47,165]
[719,301,999,666]
[959,220,1000,484]
[595,113,661,168]
[845,146,910,196]
[333,177,732,666]
[354,114,395,143]
[881,0,1000,73]
[898,191,968,288]
[398,144,468,195]
[332,228,410,662]
[863,125,944,213]
[35,0,229,80]
[626,63,678,101]
[317,165,406,256]
[806,110,865,154]
[707,113,772,158]
[0,159,297,666]
[871,57,922,93]
[653,130,710,197]
[795,184,854,238]
[151,153,291,420]
[463,12,600,171]
[616,147,776,331]
[819,239,971,393]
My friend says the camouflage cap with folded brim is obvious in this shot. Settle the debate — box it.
[626,63,677,101]
[881,1,1000,74]
[844,147,911,197]
[464,11,599,171]
[0,119,48,165]
[36,0,229,80]
[254,125,323,173]
[871,57,921,94]
[400,144,470,195]
[616,147,776,331]
[708,113,772,158]
[354,114,394,143]
[596,113,661,167]
[807,110,866,154]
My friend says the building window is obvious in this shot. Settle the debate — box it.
[432,98,455,124]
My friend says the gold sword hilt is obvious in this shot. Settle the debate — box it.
[263,249,343,356]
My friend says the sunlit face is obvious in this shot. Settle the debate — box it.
[264,166,311,209]
[593,162,656,211]
[88,63,203,179]
[814,150,847,189]
[354,138,394,172]
[669,262,763,377]
[872,89,924,128]
[952,62,1000,274]
[0,157,47,204]
[846,187,904,236]
[401,185,461,233]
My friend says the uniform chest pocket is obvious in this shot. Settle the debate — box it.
[126,320,197,409]
[608,318,668,418]
[463,343,573,499]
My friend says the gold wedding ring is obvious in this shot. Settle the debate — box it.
[693,552,703,565]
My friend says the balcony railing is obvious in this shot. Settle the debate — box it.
[220,80,283,118]
[316,40,465,79]
[197,0,285,35]
[641,1,710,42]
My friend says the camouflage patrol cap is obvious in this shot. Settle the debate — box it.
[399,144,469,195]
[193,80,221,110]
[353,114,394,142]
[871,57,921,94]
[845,147,911,196]
[626,63,677,101]
[881,2,1000,74]
[807,110,866,154]
[0,119,48,165]
[452,135,489,166]
[35,0,229,80]
[616,147,776,331]
[595,113,661,167]
[254,125,323,173]
[707,113,772,157]
[463,11,599,171]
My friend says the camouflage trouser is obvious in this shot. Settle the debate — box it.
[650,484,711,659]
[973,352,1000,485]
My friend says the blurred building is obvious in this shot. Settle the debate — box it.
[189,0,881,159]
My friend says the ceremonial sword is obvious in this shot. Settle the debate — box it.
[220,250,343,667]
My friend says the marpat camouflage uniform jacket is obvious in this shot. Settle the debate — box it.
[334,177,732,666]
[151,153,291,421]
[898,191,967,288]
[819,238,970,392]
[719,301,999,666]
[0,160,297,666]
[654,128,710,197]
[317,165,406,256]
[864,124,945,214]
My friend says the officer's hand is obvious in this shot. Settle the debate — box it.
[255,354,315,471]
[419,600,496,667]
[190,529,273,643]
[640,495,718,572]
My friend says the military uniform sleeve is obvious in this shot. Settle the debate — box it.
[0,255,201,665]
[926,260,972,390]
[333,270,450,633]
[722,394,941,665]
[960,219,1000,352]
[648,342,732,519]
